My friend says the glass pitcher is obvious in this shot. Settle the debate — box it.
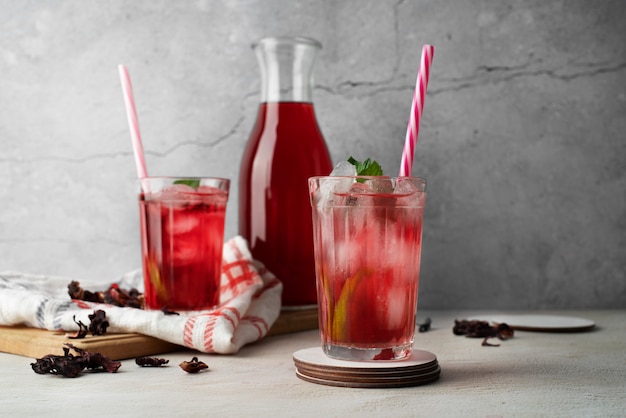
[239,36,333,307]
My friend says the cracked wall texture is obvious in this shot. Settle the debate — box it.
[0,0,624,309]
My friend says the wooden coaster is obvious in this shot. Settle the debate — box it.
[293,347,440,388]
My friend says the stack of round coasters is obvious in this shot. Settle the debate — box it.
[293,347,440,388]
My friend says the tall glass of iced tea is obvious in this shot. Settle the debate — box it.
[309,176,426,361]
[138,177,229,311]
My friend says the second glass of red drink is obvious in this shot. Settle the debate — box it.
[138,177,229,311]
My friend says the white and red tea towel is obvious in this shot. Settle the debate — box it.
[0,236,282,354]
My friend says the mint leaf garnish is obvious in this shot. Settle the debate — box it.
[173,179,200,189]
[347,156,383,176]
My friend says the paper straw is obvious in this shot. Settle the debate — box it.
[118,65,148,179]
[399,45,434,177]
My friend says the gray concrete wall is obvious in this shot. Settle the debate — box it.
[1,0,624,309]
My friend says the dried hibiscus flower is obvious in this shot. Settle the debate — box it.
[68,281,104,303]
[179,357,209,373]
[453,319,514,347]
[66,310,109,339]
[161,307,180,316]
[104,283,143,308]
[67,315,89,339]
[418,317,432,333]
[31,344,121,378]
[88,309,109,336]
[68,281,143,309]
[136,356,169,367]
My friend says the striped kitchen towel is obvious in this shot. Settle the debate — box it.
[0,236,282,354]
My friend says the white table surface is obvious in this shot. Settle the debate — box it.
[1,310,624,417]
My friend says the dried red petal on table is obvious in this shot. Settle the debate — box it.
[136,357,170,367]
[453,319,514,347]
[179,357,209,373]
[30,344,121,378]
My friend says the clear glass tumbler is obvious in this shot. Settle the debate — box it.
[138,177,229,311]
[309,176,426,361]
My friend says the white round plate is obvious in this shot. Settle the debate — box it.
[468,314,595,332]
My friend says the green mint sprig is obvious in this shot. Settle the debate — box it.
[347,156,383,177]
[173,179,201,189]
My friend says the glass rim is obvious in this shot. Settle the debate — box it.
[309,176,427,203]
[138,176,230,195]
[309,175,426,183]
[138,176,230,182]
[253,36,322,50]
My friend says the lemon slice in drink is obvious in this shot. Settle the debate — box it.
[331,269,371,341]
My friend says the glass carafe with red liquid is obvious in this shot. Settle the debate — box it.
[239,37,332,306]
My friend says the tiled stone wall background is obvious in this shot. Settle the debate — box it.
[1,1,624,308]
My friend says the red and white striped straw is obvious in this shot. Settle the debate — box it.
[118,64,148,179]
[399,44,434,177]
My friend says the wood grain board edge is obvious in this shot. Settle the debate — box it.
[267,307,319,336]
[0,325,181,360]
[0,308,319,360]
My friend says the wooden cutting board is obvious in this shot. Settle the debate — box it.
[0,308,318,360]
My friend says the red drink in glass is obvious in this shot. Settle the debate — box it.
[139,177,229,311]
[309,176,426,361]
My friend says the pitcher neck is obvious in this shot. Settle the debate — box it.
[253,37,322,103]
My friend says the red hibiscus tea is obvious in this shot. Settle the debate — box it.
[139,177,229,311]
[309,176,426,361]
[239,101,332,306]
